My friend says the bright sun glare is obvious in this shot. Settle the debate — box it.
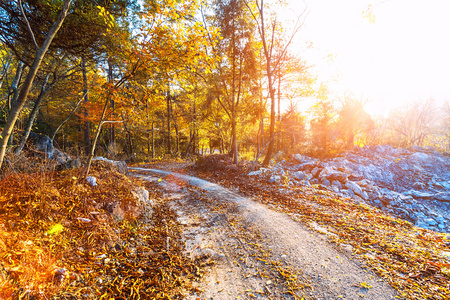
[285,0,450,117]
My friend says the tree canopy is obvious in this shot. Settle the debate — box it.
[0,0,449,171]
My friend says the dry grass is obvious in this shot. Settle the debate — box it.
[0,157,203,299]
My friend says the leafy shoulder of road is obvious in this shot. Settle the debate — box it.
[0,159,449,299]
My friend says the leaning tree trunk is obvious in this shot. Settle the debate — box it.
[7,60,25,145]
[83,97,109,177]
[14,72,52,155]
[0,0,72,169]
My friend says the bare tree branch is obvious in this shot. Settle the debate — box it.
[18,0,39,50]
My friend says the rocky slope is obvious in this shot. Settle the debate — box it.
[250,145,450,232]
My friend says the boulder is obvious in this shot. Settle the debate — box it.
[28,132,73,165]
[434,192,450,203]
[248,170,262,176]
[405,190,435,199]
[296,161,317,171]
[292,171,305,181]
[56,158,81,170]
[345,181,368,200]
[332,180,342,190]
[324,171,348,183]
[269,175,281,183]
[93,157,128,175]
[321,179,331,187]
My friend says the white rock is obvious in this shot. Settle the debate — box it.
[86,176,97,186]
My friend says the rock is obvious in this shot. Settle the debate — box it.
[273,151,285,162]
[405,190,435,199]
[438,181,450,189]
[330,186,340,193]
[343,189,355,197]
[248,170,262,176]
[28,132,74,167]
[409,152,430,165]
[425,218,438,226]
[292,154,303,162]
[292,171,305,181]
[86,176,97,186]
[269,144,450,232]
[132,186,153,219]
[345,181,368,200]
[324,171,348,184]
[296,161,318,171]
[29,132,54,154]
[416,220,430,230]
[321,179,331,187]
[311,167,321,179]
[269,175,281,183]
[52,148,72,164]
[434,192,450,202]
[132,186,152,205]
[412,182,426,190]
[93,157,128,175]
[332,180,342,189]
[348,173,364,181]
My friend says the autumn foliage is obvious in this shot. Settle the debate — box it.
[0,164,205,299]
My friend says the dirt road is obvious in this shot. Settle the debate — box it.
[130,167,400,299]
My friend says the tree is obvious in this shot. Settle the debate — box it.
[277,101,306,153]
[335,95,373,149]
[387,99,437,148]
[209,0,259,164]
[309,85,336,156]
[0,0,72,169]
[244,0,306,166]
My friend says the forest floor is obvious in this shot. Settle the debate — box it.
[0,159,449,299]
[130,159,450,300]
[131,164,398,299]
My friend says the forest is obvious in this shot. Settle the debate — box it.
[1,1,450,299]
[1,0,449,170]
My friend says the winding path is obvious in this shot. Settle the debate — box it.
[131,167,400,300]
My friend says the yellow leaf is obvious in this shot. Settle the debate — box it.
[47,223,64,235]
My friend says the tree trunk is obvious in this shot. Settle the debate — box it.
[82,58,90,155]
[107,59,115,157]
[7,60,25,145]
[276,68,281,152]
[151,122,155,159]
[14,72,52,155]
[230,17,238,164]
[121,112,134,159]
[259,0,276,166]
[0,0,72,169]
[83,97,109,177]
[166,91,171,155]
[0,57,11,91]
[174,118,179,155]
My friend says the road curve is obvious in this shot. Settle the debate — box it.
[130,167,401,300]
